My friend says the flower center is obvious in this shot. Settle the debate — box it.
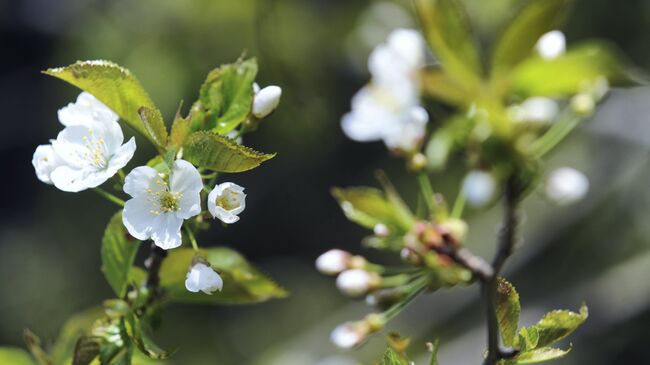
[81,128,109,169]
[159,191,180,212]
[216,191,240,211]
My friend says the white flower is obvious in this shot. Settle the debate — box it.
[545,167,589,205]
[462,170,497,207]
[511,97,559,123]
[252,85,282,118]
[330,323,366,349]
[368,28,424,95]
[316,249,352,275]
[336,269,377,297]
[32,144,63,184]
[58,92,119,127]
[373,223,390,236]
[185,263,223,294]
[207,182,246,224]
[49,120,136,192]
[536,30,566,60]
[122,159,202,249]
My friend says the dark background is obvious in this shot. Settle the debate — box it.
[1,0,649,363]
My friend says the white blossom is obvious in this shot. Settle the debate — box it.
[207,182,246,224]
[122,159,202,250]
[462,170,497,207]
[32,144,63,184]
[545,167,589,205]
[185,263,223,294]
[511,97,559,123]
[49,120,136,192]
[252,85,282,118]
[536,30,566,60]
[330,323,365,349]
[373,223,390,236]
[316,249,351,275]
[58,91,118,127]
[336,269,377,297]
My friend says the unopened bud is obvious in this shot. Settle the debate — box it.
[408,153,427,171]
[439,218,468,244]
[545,167,589,205]
[400,247,421,265]
[462,170,496,207]
[330,322,367,349]
[373,223,390,237]
[336,269,379,297]
[571,93,595,116]
[252,85,282,118]
[316,249,352,275]
[536,30,565,60]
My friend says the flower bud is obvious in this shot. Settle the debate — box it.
[535,30,565,60]
[316,249,352,275]
[252,85,282,118]
[408,152,427,171]
[462,170,496,207]
[336,269,379,297]
[185,262,223,294]
[330,323,366,349]
[511,97,559,123]
[439,218,468,244]
[373,223,390,237]
[570,93,595,116]
[545,167,589,205]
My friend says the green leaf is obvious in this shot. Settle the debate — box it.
[125,315,171,360]
[43,60,162,146]
[496,278,521,347]
[0,347,36,365]
[169,112,192,150]
[421,69,471,106]
[415,0,482,89]
[331,187,414,232]
[51,308,105,365]
[72,337,101,365]
[491,0,574,70]
[380,348,410,365]
[511,42,636,97]
[425,114,473,171]
[198,58,258,134]
[101,211,141,298]
[531,304,588,348]
[511,346,571,364]
[515,326,540,353]
[138,107,167,149]
[160,247,288,304]
[182,131,275,173]
[23,330,52,365]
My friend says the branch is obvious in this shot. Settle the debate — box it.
[145,242,167,290]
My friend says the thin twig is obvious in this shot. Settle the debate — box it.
[145,242,167,289]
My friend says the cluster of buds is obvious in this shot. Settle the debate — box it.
[315,249,381,297]
[402,219,468,265]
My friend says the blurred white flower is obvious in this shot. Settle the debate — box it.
[330,323,366,349]
[32,144,63,184]
[225,130,243,144]
[373,223,390,236]
[185,263,223,294]
[336,269,377,297]
[207,182,246,224]
[316,249,352,275]
[49,120,135,192]
[545,167,589,205]
[122,159,202,249]
[536,30,566,60]
[252,84,282,119]
[511,97,559,123]
[462,170,497,207]
[58,91,119,127]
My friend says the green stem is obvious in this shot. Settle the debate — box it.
[93,188,125,207]
[530,111,581,158]
[382,274,429,322]
[417,171,439,217]
[185,226,199,251]
[451,189,467,219]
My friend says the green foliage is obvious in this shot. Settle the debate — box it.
[0,347,36,365]
[23,330,52,365]
[101,211,141,298]
[376,334,412,365]
[182,131,275,173]
[51,308,105,364]
[530,304,588,348]
[159,247,288,304]
[124,314,171,360]
[196,58,258,134]
[331,187,414,233]
[496,278,521,347]
[168,112,192,150]
[380,348,410,365]
[421,69,469,107]
[72,337,101,365]
[138,107,168,149]
[491,0,574,70]
[43,60,164,146]
[425,114,473,171]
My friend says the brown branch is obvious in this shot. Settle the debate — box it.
[145,242,167,289]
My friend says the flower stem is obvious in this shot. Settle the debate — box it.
[451,189,466,219]
[185,226,199,251]
[530,111,581,158]
[417,171,440,218]
[382,274,429,322]
[93,188,125,207]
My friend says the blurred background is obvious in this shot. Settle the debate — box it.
[1,0,650,363]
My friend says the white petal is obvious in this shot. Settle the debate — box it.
[169,160,203,219]
[150,213,183,250]
[336,269,373,297]
[58,92,119,127]
[386,28,425,70]
[107,137,136,172]
[252,85,282,118]
[315,249,351,275]
[516,97,559,123]
[32,144,62,184]
[50,166,92,192]
[122,196,156,240]
[462,170,496,207]
[123,166,160,198]
[536,30,566,60]
[185,263,223,294]
[207,182,246,223]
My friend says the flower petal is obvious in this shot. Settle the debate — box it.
[108,137,136,172]
[150,213,183,250]
[123,166,160,198]
[170,159,202,196]
[122,196,156,241]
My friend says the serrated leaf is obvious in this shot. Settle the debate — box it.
[510,346,571,364]
[182,131,275,172]
[101,211,141,298]
[491,0,574,70]
[511,42,637,97]
[43,60,162,146]
[516,326,540,352]
[125,314,171,360]
[0,347,36,365]
[198,58,258,134]
[415,0,482,90]
[138,107,167,149]
[169,113,192,150]
[331,187,414,232]
[531,304,588,348]
[160,247,288,304]
[72,337,101,365]
[496,277,521,347]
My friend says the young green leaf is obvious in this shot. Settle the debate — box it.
[331,187,414,232]
[531,304,588,348]
[414,0,482,90]
[380,347,410,365]
[138,107,168,149]
[160,248,288,304]
[491,0,574,70]
[101,211,141,298]
[496,277,521,346]
[0,347,36,365]
[198,58,258,134]
[516,326,540,352]
[511,42,636,97]
[125,314,171,360]
[182,131,275,172]
[421,69,471,106]
[72,336,101,365]
[43,60,163,146]
[509,346,571,364]
[169,113,192,150]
